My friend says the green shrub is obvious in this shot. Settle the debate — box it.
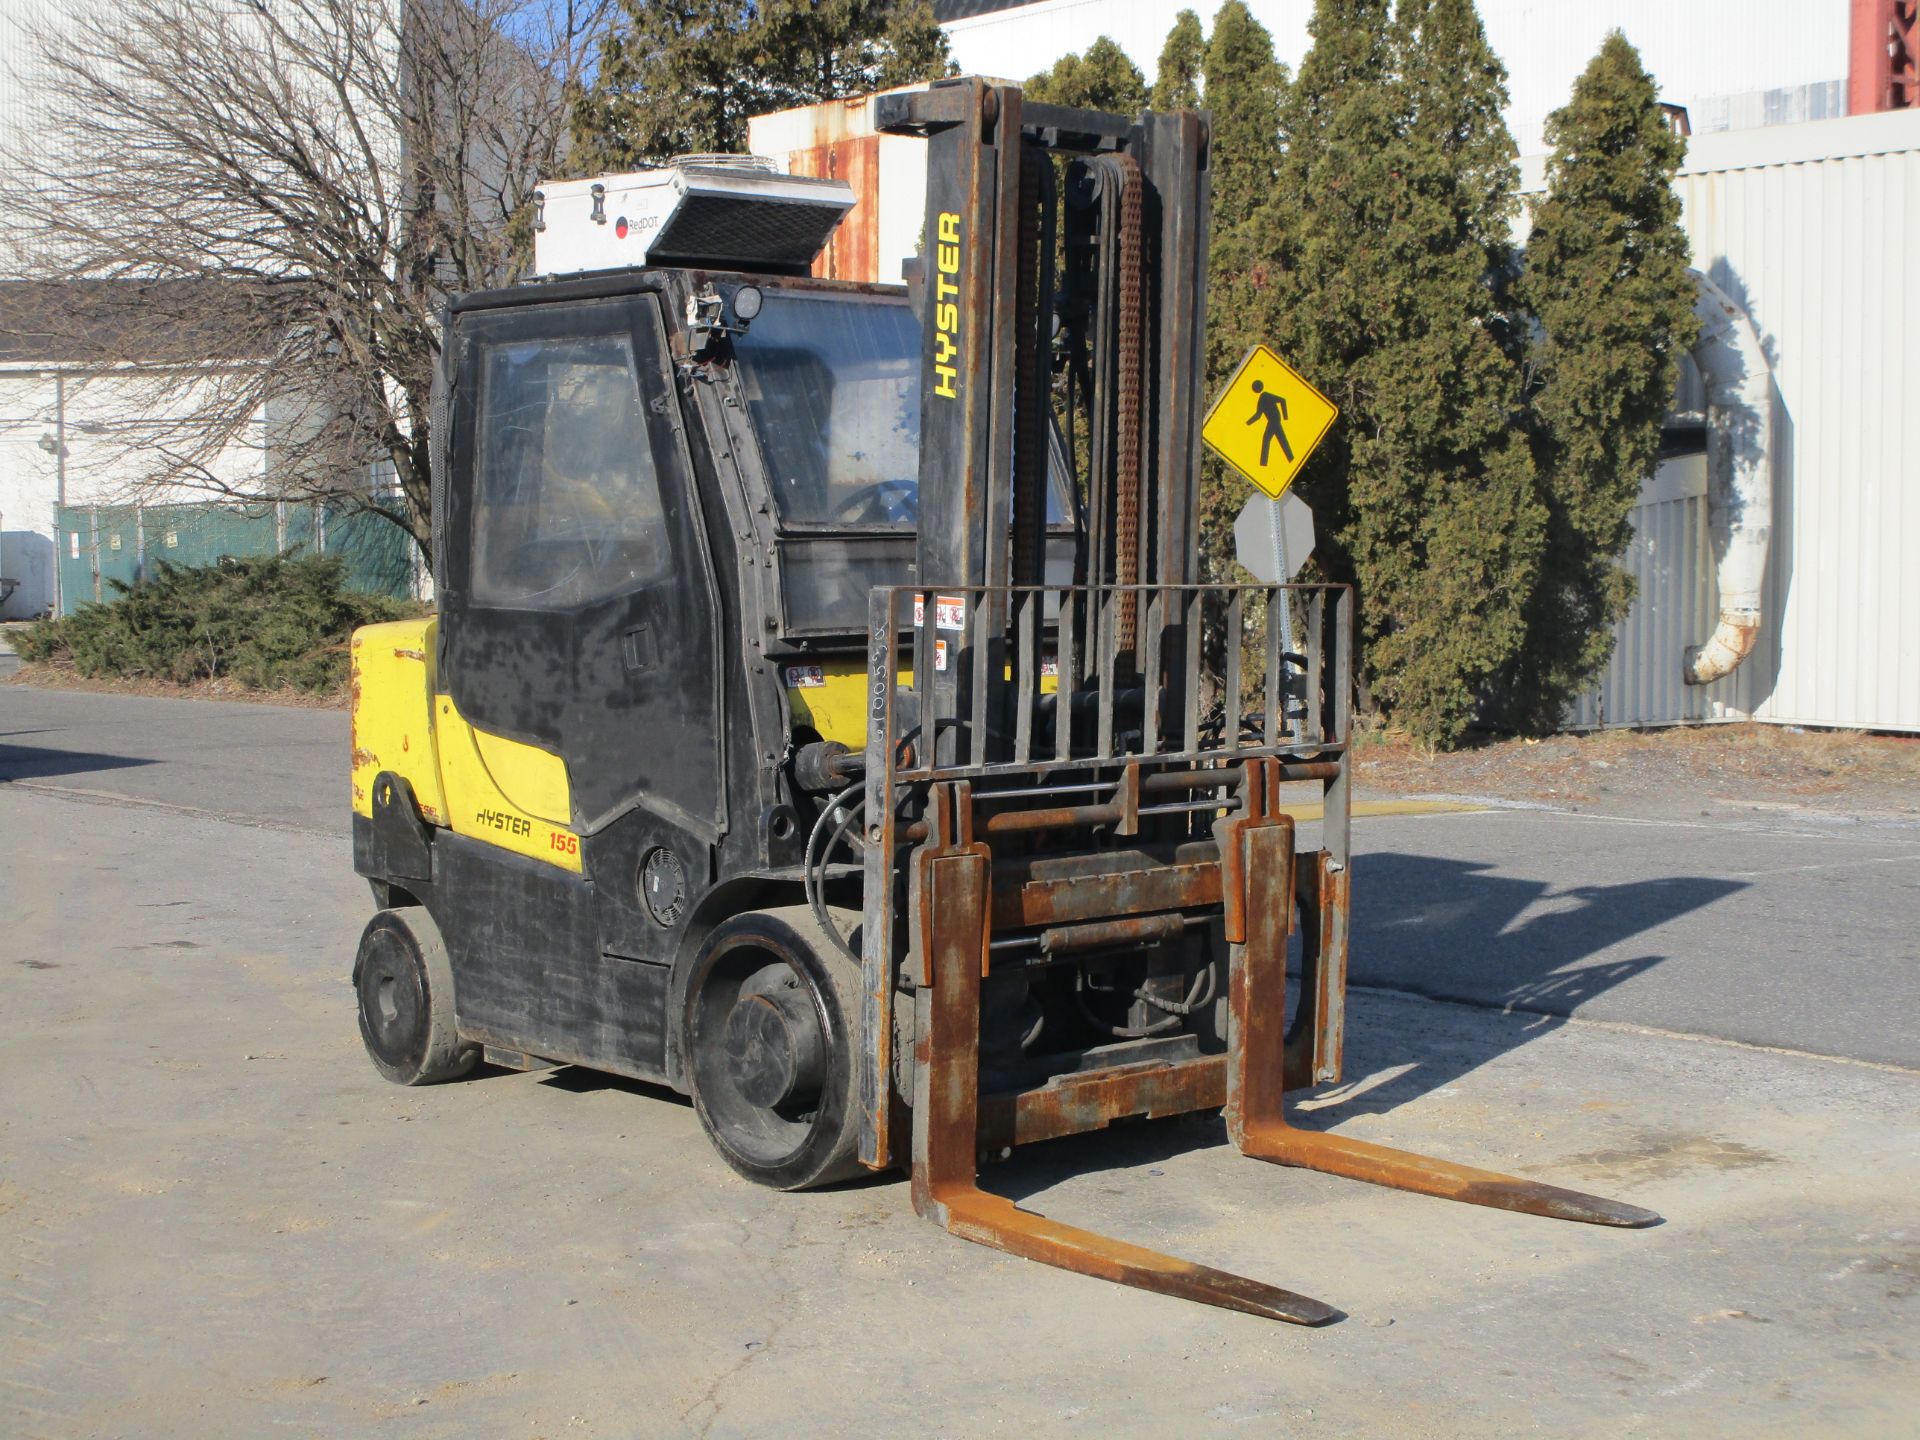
[1496,31,1698,733]
[13,552,421,692]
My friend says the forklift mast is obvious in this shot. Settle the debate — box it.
[896,80,1210,611]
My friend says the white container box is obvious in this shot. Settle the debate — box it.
[747,85,932,285]
[533,160,855,277]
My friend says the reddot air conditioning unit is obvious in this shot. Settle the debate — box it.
[533,157,856,277]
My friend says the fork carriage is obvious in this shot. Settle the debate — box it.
[856,579,1354,1164]
[837,579,1652,1323]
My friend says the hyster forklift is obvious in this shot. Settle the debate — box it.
[348,79,1656,1324]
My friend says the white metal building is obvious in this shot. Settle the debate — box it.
[0,357,276,620]
[0,0,60,174]
[1542,110,1920,733]
[0,0,411,616]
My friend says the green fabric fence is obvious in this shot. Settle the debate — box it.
[53,500,421,613]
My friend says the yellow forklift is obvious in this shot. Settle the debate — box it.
[347,79,1656,1325]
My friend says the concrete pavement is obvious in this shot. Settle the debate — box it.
[2,779,1915,1438]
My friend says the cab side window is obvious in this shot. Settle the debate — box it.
[471,333,671,608]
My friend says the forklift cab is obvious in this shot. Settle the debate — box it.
[438,284,723,841]
[433,267,1079,848]
[365,261,1079,1101]
[445,272,1073,652]
[721,281,1076,636]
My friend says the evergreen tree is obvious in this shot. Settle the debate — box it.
[572,1,953,170]
[1151,10,1205,111]
[1025,36,1150,113]
[1196,1,1287,580]
[1244,0,1399,603]
[1499,32,1697,730]
[1204,2,1287,234]
[1249,0,1545,748]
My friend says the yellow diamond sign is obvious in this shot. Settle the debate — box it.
[1202,344,1338,500]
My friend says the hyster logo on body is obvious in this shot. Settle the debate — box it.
[476,807,531,838]
[934,211,961,398]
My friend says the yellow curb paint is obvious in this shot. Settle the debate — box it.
[1272,799,1487,822]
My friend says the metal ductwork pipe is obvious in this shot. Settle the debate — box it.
[1684,270,1774,687]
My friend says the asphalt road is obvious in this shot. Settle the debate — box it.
[1,687,344,833]
[1349,803,1920,1069]
[4,685,1915,1068]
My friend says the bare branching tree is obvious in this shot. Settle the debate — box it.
[1,0,611,561]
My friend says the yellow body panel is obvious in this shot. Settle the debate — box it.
[434,693,583,873]
[349,618,447,824]
[782,661,901,748]
[783,660,1056,749]
[472,728,570,824]
[350,614,581,873]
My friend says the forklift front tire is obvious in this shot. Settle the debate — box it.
[684,905,866,1191]
[354,908,478,1086]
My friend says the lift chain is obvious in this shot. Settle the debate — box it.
[1011,142,1047,590]
[1112,154,1146,659]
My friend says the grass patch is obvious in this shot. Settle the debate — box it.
[13,553,423,693]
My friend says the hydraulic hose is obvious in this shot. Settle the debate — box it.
[803,781,865,965]
[1073,960,1215,1040]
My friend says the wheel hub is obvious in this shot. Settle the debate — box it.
[723,973,825,1110]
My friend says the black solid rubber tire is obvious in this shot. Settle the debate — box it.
[354,908,478,1086]
[683,905,865,1191]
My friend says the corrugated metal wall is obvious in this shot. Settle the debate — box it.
[0,0,63,184]
[1560,110,1920,733]
[1568,455,1772,727]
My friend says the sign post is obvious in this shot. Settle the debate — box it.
[1267,495,1294,652]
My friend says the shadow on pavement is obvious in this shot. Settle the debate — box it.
[992,1111,1235,1203]
[992,853,1745,1198]
[1286,851,1729,1125]
[0,743,157,782]
[340,851,1747,1210]
[1347,852,1744,1027]
[532,1063,692,1107]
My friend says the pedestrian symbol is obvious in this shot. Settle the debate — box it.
[1247,381,1292,466]
[1202,344,1338,500]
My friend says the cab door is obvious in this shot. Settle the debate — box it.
[438,291,723,847]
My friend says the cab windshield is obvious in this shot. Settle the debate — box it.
[730,290,1070,529]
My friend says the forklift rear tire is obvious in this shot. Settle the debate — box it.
[684,905,865,1191]
[354,907,478,1086]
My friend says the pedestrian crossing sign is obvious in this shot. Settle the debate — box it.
[1202,344,1338,500]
